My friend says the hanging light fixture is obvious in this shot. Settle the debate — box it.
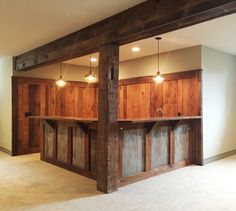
[153,37,164,84]
[84,54,97,83]
[55,63,66,87]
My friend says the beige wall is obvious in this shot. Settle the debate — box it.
[119,46,201,79]
[14,46,202,81]
[0,57,13,151]
[202,46,236,159]
[13,63,90,82]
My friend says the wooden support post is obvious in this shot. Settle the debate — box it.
[145,131,152,171]
[67,127,73,165]
[96,43,119,193]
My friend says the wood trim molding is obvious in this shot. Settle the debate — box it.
[204,150,236,165]
[14,0,236,71]
[0,147,12,155]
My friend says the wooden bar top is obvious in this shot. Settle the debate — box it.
[28,115,202,123]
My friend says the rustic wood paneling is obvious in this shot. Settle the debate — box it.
[13,70,201,155]
[174,124,190,162]
[90,129,97,173]
[122,128,145,177]
[126,83,150,118]
[44,122,54,158]
[57,124,68,163]
[151,126,170,168]
[72,126,85,169]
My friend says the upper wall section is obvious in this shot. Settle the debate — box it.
[13,46,202,81]
[120,46,201,79]
[13,63,90,81]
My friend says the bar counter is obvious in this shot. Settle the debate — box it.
[29,115,202,186]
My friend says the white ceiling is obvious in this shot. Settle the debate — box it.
[64,13,236,67]
[0,0,145,58]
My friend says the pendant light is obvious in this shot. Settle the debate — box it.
[55,63,66,87]
[153,37,164,84]
[84,54,97,83]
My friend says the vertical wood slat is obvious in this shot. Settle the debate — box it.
[84,132,90,170]
[13,70,201,155]
[145,131,151,171]
[118,131,123,179]
[53,126,58,160]
[67,127,73,165]
[170,127,175,165]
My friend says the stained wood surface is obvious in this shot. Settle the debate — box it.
[96,43,119,193]
[13,70,201,155]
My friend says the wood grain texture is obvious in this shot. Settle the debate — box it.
[57,124,68,163]
[43,122,54,158]
[174,124,190,162]
[72,126,85,169]
[96,43,119,193]
[152,127,170,168]
[13,70,201,155]
[122,128,145,177]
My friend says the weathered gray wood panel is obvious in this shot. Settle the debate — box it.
[72,126,85,169]
[57,124,68,163]
[122,128,144,177]
[90,130,97,172]
[151,126,169,168]
[44,122,54,158]
[174,124,189,162]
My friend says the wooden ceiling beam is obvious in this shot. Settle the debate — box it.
[14,0,236,71]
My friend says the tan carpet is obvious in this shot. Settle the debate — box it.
[0,151,236,211]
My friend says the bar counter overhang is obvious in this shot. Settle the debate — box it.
[29,115,202,187]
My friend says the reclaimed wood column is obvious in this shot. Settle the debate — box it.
[97,43,119,193]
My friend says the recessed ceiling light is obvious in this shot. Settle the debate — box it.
[90,57,97,62]
[132,47,140,52]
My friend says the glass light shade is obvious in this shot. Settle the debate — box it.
[153,72,164,84]
[84,72,97,83]
[55,77,66,87]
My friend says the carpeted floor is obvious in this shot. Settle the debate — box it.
[0,151,236,211]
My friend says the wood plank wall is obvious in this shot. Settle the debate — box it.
[13,78,98,155]
[118,70,201,118]
[12,69,202,155]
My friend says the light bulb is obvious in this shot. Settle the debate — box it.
[153,73,164,84]
[56,77,66,87]
[132,47,140,52]
[84,73,97,83]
